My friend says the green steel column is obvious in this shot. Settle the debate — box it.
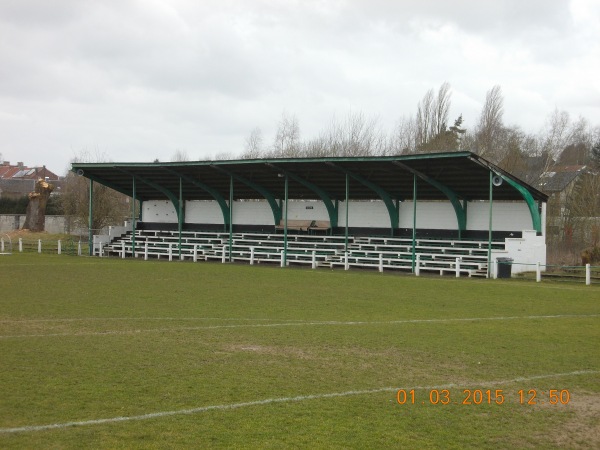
[132,176,136,257]
[345,173,349,253]
[88,179,93,256]
[411,174,417,272]
[178,177,183,259]
[487,172,493,278]
[229,176,233,262]
[283,174,288,267]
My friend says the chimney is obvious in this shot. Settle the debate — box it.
[17,162,24,169]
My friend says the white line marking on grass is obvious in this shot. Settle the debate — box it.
[0,317,295,323]
[1,314,598,339]
[1,369,597,434]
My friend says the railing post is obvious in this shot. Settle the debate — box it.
[78,241,82,256]
[312,250,316,269]
[456,257,460,278]
[379,252,383,273]
[121,241,126,259]
[1,238,4,253]
[222,246,226,263]
[415,254,420,277]
[586,264,591,286]
[193,244,198,263]
[536,262,541,282]
[19,238,22,252]
[280,250,285,268]
[38,239,42,253]
[344,252,349,271]
[145,242,149,261]
[168,243,173,262]
[250,247,255,265]
[58,240,61,255]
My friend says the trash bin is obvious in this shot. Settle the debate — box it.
[496,257,513,279]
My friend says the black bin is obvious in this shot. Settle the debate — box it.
[496,257,513,279]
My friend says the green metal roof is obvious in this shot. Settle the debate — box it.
[71,151,548,203]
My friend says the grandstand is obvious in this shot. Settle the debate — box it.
[71,152,548,278]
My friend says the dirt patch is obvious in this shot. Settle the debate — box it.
[548,390,600,449]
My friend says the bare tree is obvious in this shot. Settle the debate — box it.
[241,127,264,159]
[414,82,453,152]
[61,150,131,233]
[170,149,190,162]
[433,82,452,137]
[475,85,504,160]
[389,116,418,154]
[272,112,301,157]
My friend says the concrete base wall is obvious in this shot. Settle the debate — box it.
[0,215,85,235]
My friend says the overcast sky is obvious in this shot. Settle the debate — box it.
[1,0,599,175]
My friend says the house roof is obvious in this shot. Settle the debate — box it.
[539,165,587,192]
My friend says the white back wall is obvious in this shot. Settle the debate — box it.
[233,201,275,225]
[285,200,331,222]
[398,201,456,229]
[142,199,535,232]
[142,200,178,223]
[467,201,532,231]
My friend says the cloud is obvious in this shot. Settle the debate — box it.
[0,0,598,174]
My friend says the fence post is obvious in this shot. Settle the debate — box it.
[379,253,383,273]
[312,250,316,269]
[121,241,126,259]
[78,241,82,256]
[19,238,22,252]
[456,257,460,278]
[250,247,255,265]
[58,240,61,255]
[1,238,4,252]
[144,242,149,261]
[415,254,420,276]
[586,264,591,286]
[193,244,198,263]
[169,244,173,262]
[344,252,349,271]
[38,239,42,253]
[536,262,541,282]
[280,250,285,268]
[222,246,227,263]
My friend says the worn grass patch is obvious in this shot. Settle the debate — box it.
[0,254,599,448]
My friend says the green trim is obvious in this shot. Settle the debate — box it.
[88,179,93,257]
[345,173,349,253]
[283,174,288,267]
[488,172,493,278]
[412,174,417,272]
[178,177,183,259]
[132,177,136,256]
[393,161,466,236]
[328,163,398,230]
[270,165,339,228]
[165,168,230,226]
[499,175,542,233]
[212,166,282,225]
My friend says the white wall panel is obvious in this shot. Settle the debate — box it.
[467,201,531,231]
[285,201,330,222]
[234,201,275,225]
[142,200,178,223]
[398,201,456,229]
[185,200,223,224]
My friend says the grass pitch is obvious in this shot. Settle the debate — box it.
[0,254,599,449]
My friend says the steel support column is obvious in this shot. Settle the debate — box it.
[88,179,93,256]
[283,174,288,267]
